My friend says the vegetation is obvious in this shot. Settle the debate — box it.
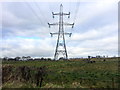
[2,57,119,88]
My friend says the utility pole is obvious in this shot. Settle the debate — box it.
[48,4,74,60]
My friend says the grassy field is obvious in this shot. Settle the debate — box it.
[2,57,120,88]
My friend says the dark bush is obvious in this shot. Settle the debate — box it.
[2,65,15,83]
[2,65,47,87]
[35,66,47,87]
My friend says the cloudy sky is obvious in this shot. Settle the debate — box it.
[0,0,119,58]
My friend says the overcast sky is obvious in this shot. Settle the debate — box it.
[1,0,119,58]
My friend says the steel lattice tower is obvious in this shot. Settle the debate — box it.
[48,4,74,60]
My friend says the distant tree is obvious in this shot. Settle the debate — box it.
[8,58,15,61]
[103,55,105,58]
[88,56,91,60]
[47,58,51,61]
[96,55,101,58]
[3,57,8,61]
[27,56,31,60]
[28,58,33,61]
[41,57,44,60]
[27,56,31,58]
[34,58,41,61]
[15,57,21,61]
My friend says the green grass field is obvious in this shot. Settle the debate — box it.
[2,57,120,88]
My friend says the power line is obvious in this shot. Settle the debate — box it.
[33,2,49,23]
[73,0,80,23]
[25,2,46,27]
[48,3,53,13]
[68,0,80,35]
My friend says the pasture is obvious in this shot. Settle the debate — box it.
[2,57,119,88]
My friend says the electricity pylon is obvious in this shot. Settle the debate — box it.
[48,4,74,60]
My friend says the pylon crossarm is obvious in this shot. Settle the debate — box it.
[52,12,59,15]
[63,22,74,25]
[63,12,70,18]
[63,12,70,15]
[48,23,59,28]
[50,32,72,37]
[52,12,60,18]
[63,23,74,28]
[50,33,58,37]
[64,33,72,37]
